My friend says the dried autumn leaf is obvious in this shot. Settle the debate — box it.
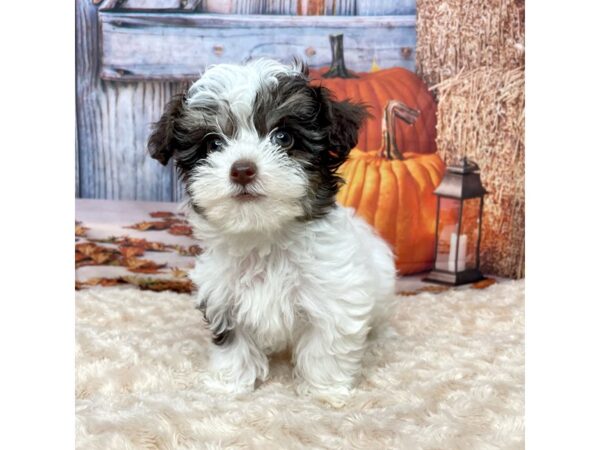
[170,267,189,279]
[120,237,167,252]
[417,285,451,294]
[94,278,122,287]
[75,223,89,237]
[90,251,119,265]
[398,290,419,296]
[90,236,170,252]
[121,257,166,274]
[149,211,175,218]
[174,245,202,256]
[168,224,193,236]
[86,277,126,287]
[124,276,194,294]
[77,274,194,294]
[160,217,188,227]
[76,242,102,257]
[187,245,202,256]
[75,251,88,263]
[119,246,145,258]
[471,278,497,289]
[142,241,168,252]
[126,221,171,231]
[75,277,129,290]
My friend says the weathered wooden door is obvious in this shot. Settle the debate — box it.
[76,0,417,201]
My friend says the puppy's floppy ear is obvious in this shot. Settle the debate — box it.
[318,87,369,167]
[329,98,369,154]
[148,93,186,166]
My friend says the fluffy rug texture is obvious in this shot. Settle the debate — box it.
[76,281,524,449]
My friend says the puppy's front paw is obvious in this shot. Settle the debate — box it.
[295,381,352,408]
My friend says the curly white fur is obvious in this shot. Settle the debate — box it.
[170,59,397,402]
[187,204,395,402]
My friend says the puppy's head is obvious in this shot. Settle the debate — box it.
[148,59,367,234]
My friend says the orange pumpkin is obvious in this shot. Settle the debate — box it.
[337,101,446,274]
[310,34,437,154]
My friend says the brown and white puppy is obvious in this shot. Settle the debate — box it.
[148,59,395,404]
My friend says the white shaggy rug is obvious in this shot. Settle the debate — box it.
[76,281,524,450]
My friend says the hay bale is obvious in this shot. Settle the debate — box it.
[416,0,525,88]
[433,67,524,278]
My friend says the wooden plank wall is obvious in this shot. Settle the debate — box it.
[76,0,184,201]
[99,13,416,81]
[76,0,416,201]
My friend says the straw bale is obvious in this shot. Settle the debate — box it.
[433,67,524,278]
[416,0,525,89]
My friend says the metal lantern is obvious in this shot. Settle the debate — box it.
[425,157,487,286]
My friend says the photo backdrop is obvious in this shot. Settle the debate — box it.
[76,0,418,202]
[76,0,525,278]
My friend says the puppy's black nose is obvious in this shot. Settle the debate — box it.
[230,160,257,186]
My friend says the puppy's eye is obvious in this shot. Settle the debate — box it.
[271,130,294,149]
[205,136,224,153]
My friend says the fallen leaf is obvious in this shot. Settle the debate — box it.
[119,246,145,258]
[86,236,118,245]
[89,236,173,252]
[170,267,189,278]
[168,224,193,236]
[120,237,167,252]
[90,251,119,265]
[178,244,202,256]
[75,251,88,263]
[398,290,419,296]
[75,223,89,237]
[76,275,194,294]
[76,277,131,290]
[471,278,497,289]
[149,211,175,218]
[82,277,127,287]
[76,242,102,257]
[121,257,166,274]
[124,276,194,294]
[417,285,451,294]
[165,217,188,226]
[126,221,171,231]
[75,242,121,267]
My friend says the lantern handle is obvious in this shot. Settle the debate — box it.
[448,157,480,174]
[382,100,420,160]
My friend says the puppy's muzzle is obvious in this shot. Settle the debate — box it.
[230,160,257,186]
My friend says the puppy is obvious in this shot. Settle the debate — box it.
[148,59,396,403]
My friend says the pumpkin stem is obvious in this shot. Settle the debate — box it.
[382,100,420,160]
[322,34,359,79]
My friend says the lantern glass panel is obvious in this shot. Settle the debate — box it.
[434,197,461,272]
[460,198,482,270]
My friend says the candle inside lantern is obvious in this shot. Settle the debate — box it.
[448,233,467,272]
